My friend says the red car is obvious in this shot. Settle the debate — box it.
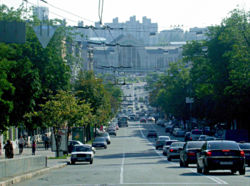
[140,118,147,123]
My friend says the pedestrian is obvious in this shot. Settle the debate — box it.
[32,140,36,155]
[4,140,14,159]
[44,134,49,150]
[0,140,2,156]
[18,136,25,154]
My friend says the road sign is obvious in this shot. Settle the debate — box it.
[33,24,57,48]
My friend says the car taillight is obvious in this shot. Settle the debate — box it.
[190,137,192,140]
[206,151,212,156]
[170,149,174,152]
[240,150,245,157]
[222,150,230,152]
[187,152,196,156]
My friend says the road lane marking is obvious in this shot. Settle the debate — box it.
[138,123,228,185]
[120,151,125,184]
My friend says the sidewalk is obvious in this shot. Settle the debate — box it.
[0,146,69,186]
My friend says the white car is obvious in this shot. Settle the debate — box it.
[71,145,94,164]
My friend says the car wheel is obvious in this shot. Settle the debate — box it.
[239,167,245,175]
[163,152,166,156]
[108,141,111,144]
[197,164,202,173]
[90,159,93,164]
[71,161,75,165]
[167,157,171,161]
[183,160,188,167]
[156,147,158,150]
[104,146,107,149]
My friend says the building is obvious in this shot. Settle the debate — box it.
[33,6,49,21]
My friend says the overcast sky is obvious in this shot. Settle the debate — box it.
[2,0,249,31]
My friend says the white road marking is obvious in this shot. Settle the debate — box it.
[120,151,125,184]
[138,123,228,185]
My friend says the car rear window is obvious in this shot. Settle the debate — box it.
[191,130,202,135]
[187,142,204,148]
[166,141,177,145]
[239,143,250,149]
[171,142,184,147]
[159,137,170,141]
[208,142,239,150]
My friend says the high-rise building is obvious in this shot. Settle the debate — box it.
[33,6,49,21]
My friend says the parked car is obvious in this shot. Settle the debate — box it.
[173,128,186,137]
[190,129,203,141]
[147,130,158,138]
[155,136,170,150]
[180,141,205,167]
[184,132,192,142]
[92,137,107,149]
[198,135,208,141]
[163,140,179,156]
[238,142,250,166]
[197,141,245,175]
[167,142,185,161]
[70,145,94,164]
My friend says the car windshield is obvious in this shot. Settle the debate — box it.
[187,142,204,148]
[171,142,184,147]
[239,143,250,149]
[73,146,92,152]
[159,136,170,141]
[191,130,202,135]
[208,142,239,150]
[94,138,105,142]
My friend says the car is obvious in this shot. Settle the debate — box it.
[92,137,107,149]
[155,136,170,149]
[173,128,186,137]
[180,141,205,167]
[190,129,203,141]
[70,145,94,164]
[184,132,192,141]
[163,140,179,156]
[238,142,250,166]
[198,135,208,141]
[205,136,216,141]
[165,125,174,133]
[108,128,117,136]
[98,132,111,144]
[197,141,245,175]
[147,117,155,122]
[156,119,165,126]
[147,130,158,138]
[167,142,185,161]
[140,118,147,123]
[68,140,84,153]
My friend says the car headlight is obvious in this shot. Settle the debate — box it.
[72,154,77,158]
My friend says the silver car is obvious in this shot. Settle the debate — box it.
[163,140,179,156]
[167,142,185,161]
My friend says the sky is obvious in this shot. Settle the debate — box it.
[2,0,250,31]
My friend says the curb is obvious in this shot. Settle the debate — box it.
[0,163,67,186]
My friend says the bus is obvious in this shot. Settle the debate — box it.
[118,115,128,127]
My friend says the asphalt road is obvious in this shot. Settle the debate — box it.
[15,121,250,186]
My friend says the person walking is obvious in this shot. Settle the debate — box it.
[0,140,2,156]
[18,136,25,155]
[44,134,49,150]
[4,140,14,159]
[32,140,36,155]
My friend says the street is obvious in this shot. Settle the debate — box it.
[15,122,250,186]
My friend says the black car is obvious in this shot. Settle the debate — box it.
[147,130,158,138]
[180,141,205,167]
[197,141,245,175]
[92,137,107,149]
[238,142,250,166]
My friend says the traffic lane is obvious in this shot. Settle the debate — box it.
[125,122,226,185]
[137,122,250,185]
[15,128,127,186]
